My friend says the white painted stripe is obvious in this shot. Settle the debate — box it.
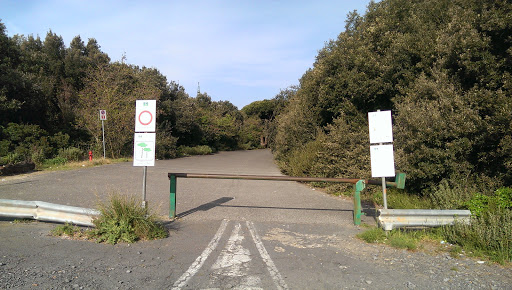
[246,221,289,290]
[172,219,229,290]
[211,223,252,277]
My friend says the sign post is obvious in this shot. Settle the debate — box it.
[134,100,156,208]
[99,110,107,159]
[368,110,395,209]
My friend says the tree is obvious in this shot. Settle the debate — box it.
[75,63,162,157]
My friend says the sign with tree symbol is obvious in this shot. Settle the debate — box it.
[133,133,155,166]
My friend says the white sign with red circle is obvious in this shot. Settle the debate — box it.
[135,100,156,132]
[99,110,107,121]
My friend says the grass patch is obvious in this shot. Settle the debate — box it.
[357,227,387,243]
[357,227,436,252]
[388,232,417,250]
[440,209,512,264]
[87,193,167,244]
[51,223,81,237]
[370,188,434,209]
[38,157,129,171]
[12,218,35,224]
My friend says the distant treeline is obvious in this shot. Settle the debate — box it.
[0,21,280,165]
[269,0,512,199]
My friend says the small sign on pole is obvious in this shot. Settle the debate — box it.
[133,133,156,167]
[99,110,107,158]
[135,100,156,133]
[368,110,395,209]
[99,110,107,121]
[134,100,157,209]
[370,144,395,177]
[368,110,393,144]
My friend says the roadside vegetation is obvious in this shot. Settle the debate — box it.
[51,193,167,245]
[2,0,511,262]
[265,0,511,264]
[0,20,273,174]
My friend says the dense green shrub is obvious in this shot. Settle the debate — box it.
[57,147,83,162]
[271,0,512,198]
[43,157,67,167]
[0,123,72,163]
[178,145,213,156]
[0,152,24,165]
[156,132,178,159]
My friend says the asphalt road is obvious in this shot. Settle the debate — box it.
[0,150,510,289]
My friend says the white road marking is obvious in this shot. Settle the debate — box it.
[246,221,289,290]
[211,222,251,276]
[172,219,229,290]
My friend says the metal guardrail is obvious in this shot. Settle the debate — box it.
[377,209,472,231]
[0,199,100,227]
[167,172,406,226]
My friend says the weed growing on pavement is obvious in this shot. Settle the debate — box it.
[12,218,34,224]
[357,227,436,251]
[51,223,81,237]
[357,227,387,243]
[88,193,167,244]
[388,231,417,250]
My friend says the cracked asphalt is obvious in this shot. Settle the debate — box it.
[0,150,510,289]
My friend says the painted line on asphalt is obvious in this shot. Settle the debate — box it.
[246,221,289,290]
[172,219,229,290]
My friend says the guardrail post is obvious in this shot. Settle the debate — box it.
[353,180,365,225]
[169,174,177,219]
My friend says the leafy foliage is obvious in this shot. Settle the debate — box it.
[271,0,512,198]
[0,19,265,164]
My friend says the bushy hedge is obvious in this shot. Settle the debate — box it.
[271,0,512,199]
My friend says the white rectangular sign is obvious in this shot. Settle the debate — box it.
[368,110,393,144]
[99,110,107,121]
[133,133,156,166]
[135,100,156,132]
[370,144,395,177]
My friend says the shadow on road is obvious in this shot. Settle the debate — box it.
[217,204,352,213]
[177,197,234,218]
[174,196,353,220]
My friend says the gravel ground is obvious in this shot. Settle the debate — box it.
[0,150,511,289]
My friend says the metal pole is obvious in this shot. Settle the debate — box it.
[102,120,106,159]
[169,174,176,218]
[382,177,388,209]
[353,180,365,225]
[142,166,147,208]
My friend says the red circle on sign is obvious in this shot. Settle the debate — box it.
[138,110,153,126]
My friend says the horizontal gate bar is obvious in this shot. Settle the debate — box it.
[168,172,403,187]
[169,173,360,183]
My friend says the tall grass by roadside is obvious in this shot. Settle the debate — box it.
[358,186,512,264]
[441,209,512,264]
[51,193,167,245]
[88,193,167,244]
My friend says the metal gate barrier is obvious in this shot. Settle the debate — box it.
[167,172,406,225]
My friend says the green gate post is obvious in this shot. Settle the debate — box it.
[169,174,177,219]
[353,180,365,225]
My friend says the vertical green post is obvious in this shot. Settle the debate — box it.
[169,174,176,219]
[353,180,365,225]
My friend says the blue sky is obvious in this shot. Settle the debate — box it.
[1,0,372,109]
